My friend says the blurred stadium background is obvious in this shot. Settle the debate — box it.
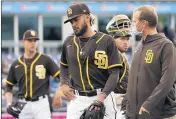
[1,0,176,119]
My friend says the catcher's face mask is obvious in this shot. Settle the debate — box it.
[106,15,132,38]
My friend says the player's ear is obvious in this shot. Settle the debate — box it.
[22,39,25,44]
[86,14,90,18]
[85,14,91,25]
[142,20,147,27]
[85,14,90,21]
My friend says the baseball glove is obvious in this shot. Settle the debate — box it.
[80,100,105,119]
[7,101,26,118]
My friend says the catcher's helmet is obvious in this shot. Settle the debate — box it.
[106,14,131,38]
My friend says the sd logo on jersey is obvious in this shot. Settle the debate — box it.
[145,50,154,63]
[94,51,108,69]
[35,65,46,79]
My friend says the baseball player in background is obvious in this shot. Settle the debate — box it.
[53,3,122,119]
[5,30,60,119]
[106,14,131,119]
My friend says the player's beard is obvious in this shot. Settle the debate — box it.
[119,48,127,53]
[75,23,88,37]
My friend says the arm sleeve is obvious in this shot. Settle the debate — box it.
[60,65,70,85]
[142,43,176,112]
[102,68,119,96]
[5,64,17,93]
[60,41,68,67]
[46,56,60,78]
[107,37,123,69]
[60,39,70,85]
[102,37,122,96]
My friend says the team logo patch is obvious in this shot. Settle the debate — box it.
[35,65,46,79]
[31,31,36,36]
[67,8,72,15]
[145,50,154,63]
[94,51,108,69]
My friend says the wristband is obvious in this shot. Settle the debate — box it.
[100,92,107,99]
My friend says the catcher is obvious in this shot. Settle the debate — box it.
[106,14,131,118]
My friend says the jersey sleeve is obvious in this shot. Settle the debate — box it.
[142,42,176,112]
[6,62,17,86]
[46,56,60,78]
[60,40,68,67]
[107,36,123,69]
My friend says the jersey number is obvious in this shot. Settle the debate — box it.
[35,65,46,79]
[94,51,108,69]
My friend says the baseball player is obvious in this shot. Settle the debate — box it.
[106,14,131,119]
[5,30,60,119]
[53,3,122,119]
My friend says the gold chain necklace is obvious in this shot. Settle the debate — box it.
[78,36,92,57]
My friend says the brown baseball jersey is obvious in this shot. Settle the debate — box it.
[6,52,60,99]
[60,32,122,91]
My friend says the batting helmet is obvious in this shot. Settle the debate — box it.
[106,14,131,38]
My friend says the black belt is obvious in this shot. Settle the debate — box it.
[74,89,101,97]
[20,95,46,102]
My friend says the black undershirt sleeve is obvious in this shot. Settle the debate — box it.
[60,65,70,85]
[102,67,120,96]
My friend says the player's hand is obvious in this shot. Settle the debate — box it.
[53,90,62,109]
[6,102,11,108]
[6,102,12,112]
[139,107,150,115]
[60,84,75,101]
